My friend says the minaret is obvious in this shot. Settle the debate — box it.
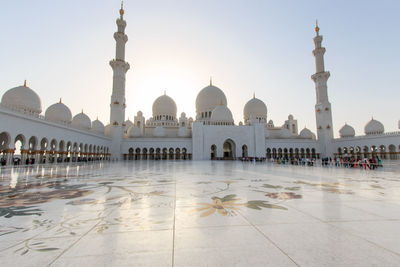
[311,21,333,158]
[109,1,130,160]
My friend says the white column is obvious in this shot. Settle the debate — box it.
[311,23,334,158]
[109,5,130,161]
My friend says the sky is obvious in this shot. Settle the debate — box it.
[0,0,399,137]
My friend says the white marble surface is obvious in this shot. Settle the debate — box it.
[0,161,399,266]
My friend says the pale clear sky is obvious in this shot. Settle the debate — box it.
[1,0,399,137]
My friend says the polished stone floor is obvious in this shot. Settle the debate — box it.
[0,161,399,266]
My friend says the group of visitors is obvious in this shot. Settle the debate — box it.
[333,156,383,169]
[267,156,383,170]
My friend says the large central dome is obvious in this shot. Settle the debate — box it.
[152,94,177,119]
[195,83,227,120]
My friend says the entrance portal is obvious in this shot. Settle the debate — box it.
[223,139,236,159]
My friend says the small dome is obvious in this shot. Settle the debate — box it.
[178,127,190,137]
[137,111,143,117]
[45,100,72,124]
[152,94,177,119]
[92,119,105,134]
[339,123,355,138]
[104,124,111,136]
[72,111,91,130]
[124,119,134,132]
[127,125,141,137]
[124,119,134,127]
[153,126,166,137]
[1,84,42,114]
[364,118,384,135]
[243,97,267,122]
[196,84,227,118]
[288,114,294,120]
[279,128,291,138]
[299,128,315,139]
[210,105,234,124]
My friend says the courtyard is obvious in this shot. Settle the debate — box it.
[0,161,399,266]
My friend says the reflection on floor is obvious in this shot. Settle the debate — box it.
[0,161,400,266]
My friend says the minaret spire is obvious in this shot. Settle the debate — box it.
[311,22,334,158]
[120,1,124,19]
[109,3,130,161]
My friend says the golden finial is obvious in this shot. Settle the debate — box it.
[164,89,166,95]
[253,92,255,99]
[81,109,84,114]
[210,77,212,86]
[315,19,320,36]
[24,80,27,87]
[120,1,124,17]
[59,98,62,103]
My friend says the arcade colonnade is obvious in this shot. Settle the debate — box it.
[124,147,192,160]
[335,144,399,160]
[0,131,110,165]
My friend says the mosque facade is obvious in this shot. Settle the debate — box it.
[0,5,399,165]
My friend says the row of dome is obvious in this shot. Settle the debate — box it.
[1,84,105,133]
[152,84,267,125]
[0,83,387,138]
[339,119,385,137]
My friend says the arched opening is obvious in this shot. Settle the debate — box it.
[175,148,181,160]
[143,148,148,160]
[182,148,187,160]
[223,139,236,159]
[162,148,168,160]
[211,145,217,159]
[128,148,134,160]
[59,140,65,163]
[283,148,288,159]
[343,147,348,156]
[40,138,49,164]
[355,146,361,159]
[169,148,174,160]
[135,148,141,160]
[277,148,282,158]
[379,145,386,159]
[363,146,369,158]
[74,142,79,162]
[50,139,57,163]
[266,148,271,159]
[295,148,299,158]
[242,145,248,158]
[300,148,305,158]
[66,142,72,162]
[311,148,316,159]
[337,147,342,156]
[371,146,377,158]
[156,148,161,160]
[305,148,311,158]
[0,132,11,166]
[149,148,155,160]
[349,147,354,159]
[389,144,397,160]
[289,148,293,159]
[272,148,277,158]
[14,134,25,165]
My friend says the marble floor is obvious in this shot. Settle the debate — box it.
[0,161,399,266]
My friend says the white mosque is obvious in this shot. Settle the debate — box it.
[0,5,399,166]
